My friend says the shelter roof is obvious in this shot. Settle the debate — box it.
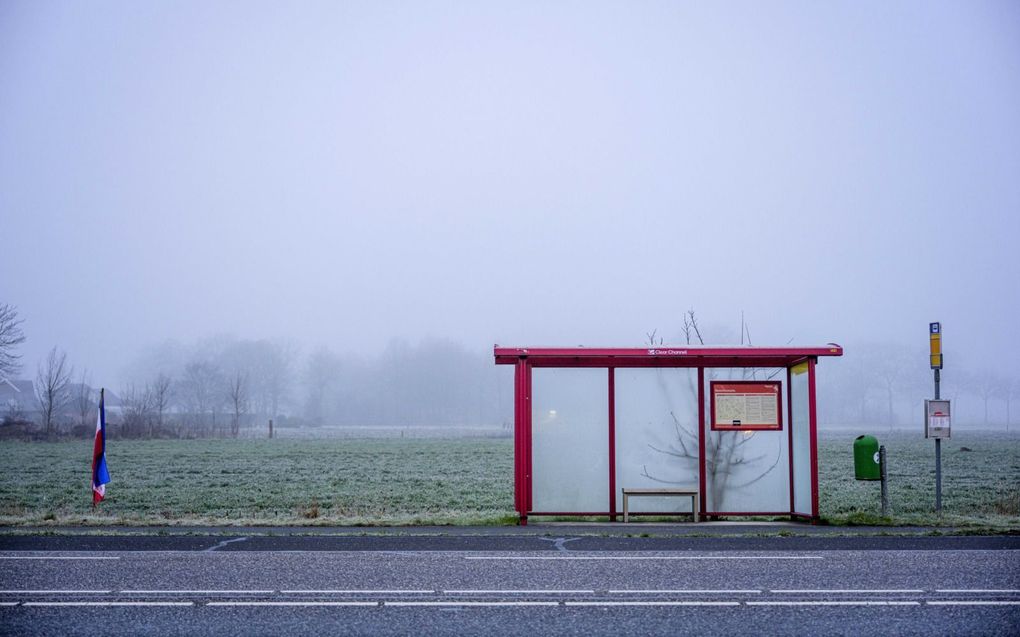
[494,345,843,368]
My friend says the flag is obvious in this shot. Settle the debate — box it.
[91,388,111,505]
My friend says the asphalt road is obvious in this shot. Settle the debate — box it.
[1,533,1018,636]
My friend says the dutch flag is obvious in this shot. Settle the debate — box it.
[91,388,111,505]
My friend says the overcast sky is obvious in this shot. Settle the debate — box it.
[2,1,1018,383]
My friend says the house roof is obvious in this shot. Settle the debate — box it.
[0,379,35,402]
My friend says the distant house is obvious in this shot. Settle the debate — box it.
[0,378,36,422]
[0,379,123,425]
[64,384,123,408]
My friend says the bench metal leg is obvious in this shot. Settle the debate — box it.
[623,494,629,523]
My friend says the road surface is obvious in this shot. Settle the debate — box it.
[1,532,1017,636]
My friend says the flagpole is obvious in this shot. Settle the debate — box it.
[94,387,102,510]
[91,387,107,509]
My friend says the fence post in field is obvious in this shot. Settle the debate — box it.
[269,419,273,439]
[879,445,888,517]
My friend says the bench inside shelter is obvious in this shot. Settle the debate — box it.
[622,488,698,523]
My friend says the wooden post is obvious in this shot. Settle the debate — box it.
[269,419,273,439]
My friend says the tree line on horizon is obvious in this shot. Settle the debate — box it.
[1,303,1017,439]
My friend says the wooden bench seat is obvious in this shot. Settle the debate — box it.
[621,488,699,523]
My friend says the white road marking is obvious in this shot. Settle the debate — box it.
[748,601,920,606]
[279,590,433,594]
[466,556,822,561]
[122,590,274,594]
[566,601,740,607]
[0,590,111,594]
[386,601,559,607]
[22,602,193,607]
[0,603,19,607]
[207,601,378,607]
[443,590,595,594]
[771,589,925,594]
[935,589,1020,594]
[927,601,1020,606]
[610,589,761,594]
[0,556,119,560]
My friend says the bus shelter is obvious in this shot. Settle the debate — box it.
[494,345,843,524]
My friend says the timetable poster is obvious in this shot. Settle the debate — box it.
[711,381,782,431]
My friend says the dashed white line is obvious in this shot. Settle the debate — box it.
[0,602,19,607]
[771,589,925,594]
[443,590,595,594]
[927,601,1020,606]
[122,590,274,594]
[934,589,1020,594]
[610,589,761,594]
[386,601,559,607]
[0,556,120,560]
[0,590,111,594]
[748,601,921,606]
[208,601,378,607]
[279,590,432,594]
[566,601,740,607]
[465,556,822,561]
[22,602,193,607]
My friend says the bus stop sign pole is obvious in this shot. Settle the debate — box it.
[929,322,943,513]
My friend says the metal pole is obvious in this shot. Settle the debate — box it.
[879,445,888,517]
[934,369,941,513]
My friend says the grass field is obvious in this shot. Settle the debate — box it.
[0,431,1017,528]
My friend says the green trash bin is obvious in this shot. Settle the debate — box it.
[853,435,881,480]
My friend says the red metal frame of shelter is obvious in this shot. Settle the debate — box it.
[495,345,843,525]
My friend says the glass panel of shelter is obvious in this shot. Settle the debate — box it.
[789,362,813,515]
[701,367,790,514]
[530,368,609,512]
[614,367,699,513]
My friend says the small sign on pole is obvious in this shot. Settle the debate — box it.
[929,322,943,369]
[925,399,951,439]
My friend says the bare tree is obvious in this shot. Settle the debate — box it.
[121,384,154,438]
[150,373,173,436]
[0,303,27,380]
[181,360,223,435]
[971,371,1001,426]
[35,347,72,436]
[640,310,782,509]
[227,371,248,438]
[74,369,95,430]
[870,345,912,429]
[1006,378,1019,434]
[303,347,342,425]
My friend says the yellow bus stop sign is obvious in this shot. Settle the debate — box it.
[929,322,942,369]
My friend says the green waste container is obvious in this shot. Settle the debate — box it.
[853,435,881,480]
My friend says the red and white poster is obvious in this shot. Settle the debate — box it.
[711,381,782,431]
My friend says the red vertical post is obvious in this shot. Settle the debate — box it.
[697,367,707,522]
[524,361,533,517]
[807,357,819,521]
[608,367,617,521]
[513,360,525,523]
[787,366,795,517]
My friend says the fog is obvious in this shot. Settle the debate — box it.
[2,2,1019,429]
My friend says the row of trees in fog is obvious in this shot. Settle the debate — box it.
[125,335,508,435]
[3,302,1018,438]
[2,304,512,438]
[818,343,1019,428]
[3,337,510,439]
